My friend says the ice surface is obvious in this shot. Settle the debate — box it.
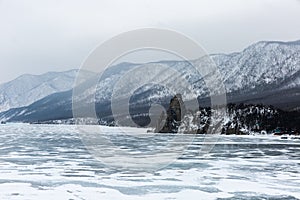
[0,123,299,199]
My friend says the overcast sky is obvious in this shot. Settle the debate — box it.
[0,0,300,84]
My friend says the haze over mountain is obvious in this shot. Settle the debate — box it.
[0,40,300,123]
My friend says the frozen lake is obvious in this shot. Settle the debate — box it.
[0,123,299,200]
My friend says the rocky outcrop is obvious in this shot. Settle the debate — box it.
[155,94,186,133]
[155,97,300,134]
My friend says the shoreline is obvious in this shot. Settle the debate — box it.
[1,122,300,138]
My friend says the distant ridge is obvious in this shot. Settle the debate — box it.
[0,69,94,112]
[0,39,300,123]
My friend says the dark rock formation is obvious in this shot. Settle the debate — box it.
[155,96,300,135]
[155,94,186,133]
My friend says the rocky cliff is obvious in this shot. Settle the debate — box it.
[155,95,300,135]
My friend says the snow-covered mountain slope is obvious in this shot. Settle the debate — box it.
[1,40,300,122]
[98,40,300,103]
[213,40,300,93]
[96,40,300,108]
[0,69,94,112]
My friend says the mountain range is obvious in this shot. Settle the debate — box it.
[0,40,300,124]
[0,69,95,112]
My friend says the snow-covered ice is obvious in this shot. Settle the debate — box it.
[0,123,299,199]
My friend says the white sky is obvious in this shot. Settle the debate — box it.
[0,0,300,83]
